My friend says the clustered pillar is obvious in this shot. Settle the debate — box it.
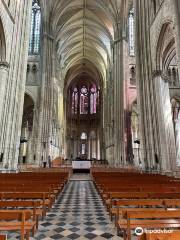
[113,25,125,167]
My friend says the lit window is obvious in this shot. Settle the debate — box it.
[72,87,78,114]
[90,87,97,114]
[81,144,86,155]
[81,132,87,140]
[29,0,41,55]
[80,86,88,114]
[129,9,135,56]
[70,84,99,115]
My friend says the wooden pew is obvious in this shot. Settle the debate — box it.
[105,192,180,212]
[139,231,180,240]
[118,210,180,240]
[110,199,164,226]
[163,199,180,209]
[0,200,44,229]
[0,192,53,212]
[105,192,149,210]
[149,192,180,199]
[0,210,36,240]
[0,236,7,240]
[0,171,69,239]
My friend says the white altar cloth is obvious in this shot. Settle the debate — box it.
[72,161,91,169]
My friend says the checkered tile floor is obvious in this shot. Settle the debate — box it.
[6,180,123,239]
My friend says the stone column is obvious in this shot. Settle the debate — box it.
[113,26,125,167]
[18,127,26,164]
[135,0,176,172]
[29,107,38,163]
[35,28,55,165]
[26,130,33,164]
[90,138,92,159]
[0,62,8,167]
[135,0,158,170]
[88,137,91,159]
[0,61,9,139]
[104,75,110,160]
[0,0,32,170]
[76,137,79,158]
[173,0,180,73]
[153,71,176,171]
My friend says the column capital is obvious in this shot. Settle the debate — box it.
[112,36,126,46]
[152,69,169,83]
[43,32,54,40]
[0,61,9,69]
[152,69,162,78]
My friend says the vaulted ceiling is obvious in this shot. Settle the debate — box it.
[48,0,130,87]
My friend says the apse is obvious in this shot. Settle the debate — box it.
[64,62,102,161]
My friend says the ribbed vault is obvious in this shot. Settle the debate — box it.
[51,0,125,82]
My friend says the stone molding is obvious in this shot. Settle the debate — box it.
[0,61,9,69]
[152,69,169,82]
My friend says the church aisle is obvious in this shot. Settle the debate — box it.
[32,181,121,240]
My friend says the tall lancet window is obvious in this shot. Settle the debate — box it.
[80,86,88,114]
[90,86,97,114]
[29,0,41,55]
[72,87,78,114]
[128,8,135,56]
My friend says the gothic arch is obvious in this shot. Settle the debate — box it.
[156,22,176,72]
[0,18,6,61]
[171,96,180,103]
[25,89,36,105]
[22,94,35,130]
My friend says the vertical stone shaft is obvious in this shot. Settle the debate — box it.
[0,0,32,169]
[135,0,176,171]
[36,30,54,165]
[113,26,125,166]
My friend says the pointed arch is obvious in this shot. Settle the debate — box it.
[0,18,6,61]
[156,22,176,71]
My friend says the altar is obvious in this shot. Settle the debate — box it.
[72,160,91,173]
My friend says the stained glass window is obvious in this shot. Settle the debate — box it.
[129,9,135,56]
[80,86,88,114]
[29,0,41,55]
[71,84,99,115]
[72,87,78,114]
[90,87,97,114]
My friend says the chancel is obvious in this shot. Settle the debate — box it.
[0,0,180,239]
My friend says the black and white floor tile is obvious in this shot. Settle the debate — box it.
[6,180,123,239]
[70,173,91,181]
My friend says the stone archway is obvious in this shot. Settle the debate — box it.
[0,18,8,168]
[153,22,177,170]
[171,97,180,166]
[0,18,6,62]
[19,94,35,164]
[156,22,177,76]
[65,74,102,160]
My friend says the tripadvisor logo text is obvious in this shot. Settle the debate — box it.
[134,227,173,236]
